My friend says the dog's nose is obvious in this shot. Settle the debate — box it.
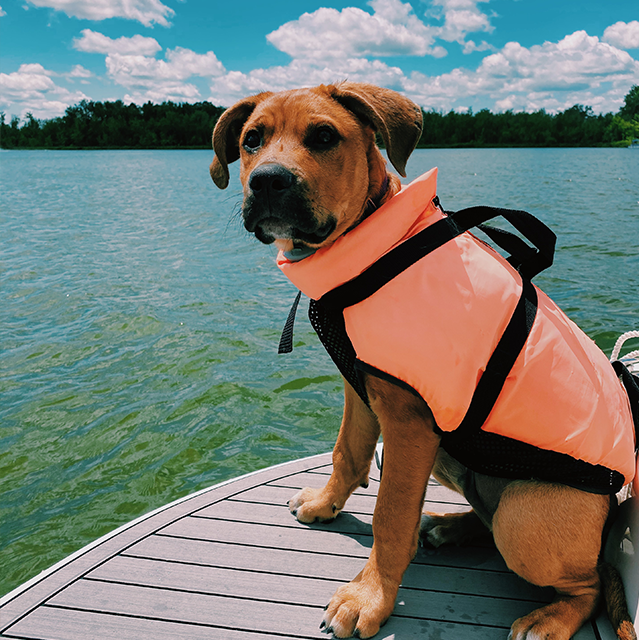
[249,164,295,196]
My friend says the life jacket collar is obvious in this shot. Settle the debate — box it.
[277,168,441,301]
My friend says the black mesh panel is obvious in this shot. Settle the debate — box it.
[308,299,369,405]
[440,428,624,495]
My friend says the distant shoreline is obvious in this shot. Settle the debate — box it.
[0,143,630,150]
[2,87,637,150]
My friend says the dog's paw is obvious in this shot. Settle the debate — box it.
[508,610,572,640]
[288,487,341,523]
[321,574,397,638]
[420,513,462,547]
[420,516,448,548]
[420,510,493,548]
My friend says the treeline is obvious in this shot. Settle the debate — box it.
[1,86,638,149]
[0,100,225,149]
[420,105,628,147]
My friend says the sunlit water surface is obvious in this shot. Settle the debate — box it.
[1,148,638,596]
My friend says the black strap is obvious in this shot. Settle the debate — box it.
[611,360,639,436]
[278,290,302,354]
[456,279,538,434]
[319,203,555,313]
[451,205,556,280]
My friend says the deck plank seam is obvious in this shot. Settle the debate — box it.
[188,512,374,531]
[87,561,351,586]
[76,576,332,609]
[149,531,515,575]
[210,501,377,515]
[224,494,469,508]
[152,531,372,559]
[44,582,519,630]
[37,604,323,640]
[81,565,553,605]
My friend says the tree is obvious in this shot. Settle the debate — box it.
[619,85,639,121]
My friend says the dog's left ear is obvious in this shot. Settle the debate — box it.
[329,83,423,178]
[210,92,272,189]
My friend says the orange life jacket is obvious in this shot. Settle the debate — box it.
[278,168,636,493]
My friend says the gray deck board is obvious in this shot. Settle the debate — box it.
[0,451,603,639]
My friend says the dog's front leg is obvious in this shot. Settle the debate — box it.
[289,379,380,523]
[322,376,440,639]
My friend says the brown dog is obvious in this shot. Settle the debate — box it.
[209,83,637,640]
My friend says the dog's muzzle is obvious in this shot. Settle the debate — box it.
[243,163,336,245]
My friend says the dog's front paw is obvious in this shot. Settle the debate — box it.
[288,487,341,523]
[321,573,397,638]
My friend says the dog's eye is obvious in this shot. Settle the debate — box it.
[243,130,262,151]
[307,126,339,150]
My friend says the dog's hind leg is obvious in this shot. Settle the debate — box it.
[289,379,380,523]
[493,480,610,640]
[421,449,507,547]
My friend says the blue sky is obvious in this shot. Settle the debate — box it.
[1,0,638,120]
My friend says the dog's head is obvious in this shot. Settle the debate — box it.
[210,82,423,251]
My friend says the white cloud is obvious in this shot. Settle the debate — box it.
[122,83,201,105]
[65,64,94,85]
[210,27,639,115]
[603,21,639,51]
[266,0,447,61]
[462,39,495,54]
[209,57,407,106]
[403,31,639,112]
[0,63,89,119]
[103,47,226,104]
[431,0,494,44]
[106,48,225,85]
[67,64,93,78]
[24,0,174,27]
[70,27,227,105]
[73,29,161,56]
[0,6,6,17]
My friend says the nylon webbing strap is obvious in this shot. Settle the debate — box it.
[451,206,556,280]
[611,360,639,434]
[319,204,556,313]
[456,278,538,434]
[278,290,302,354]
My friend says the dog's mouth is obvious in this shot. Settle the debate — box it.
[251,216,337,247]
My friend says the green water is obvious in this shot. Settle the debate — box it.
[1,148,638,597]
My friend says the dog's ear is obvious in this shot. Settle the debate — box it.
[329,83,423,178]
[210,92,272,189]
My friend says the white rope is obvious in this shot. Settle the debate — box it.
[610,330,639,362]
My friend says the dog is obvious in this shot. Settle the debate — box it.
[209,83,638,640]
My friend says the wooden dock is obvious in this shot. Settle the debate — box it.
[0,450,625,639]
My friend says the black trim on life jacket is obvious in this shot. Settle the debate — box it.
[611,360,639,439]
[351,359,626,494]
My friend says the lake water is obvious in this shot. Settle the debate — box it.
[1,148,638,597]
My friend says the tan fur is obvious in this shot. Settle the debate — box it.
[210,83,636,640]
